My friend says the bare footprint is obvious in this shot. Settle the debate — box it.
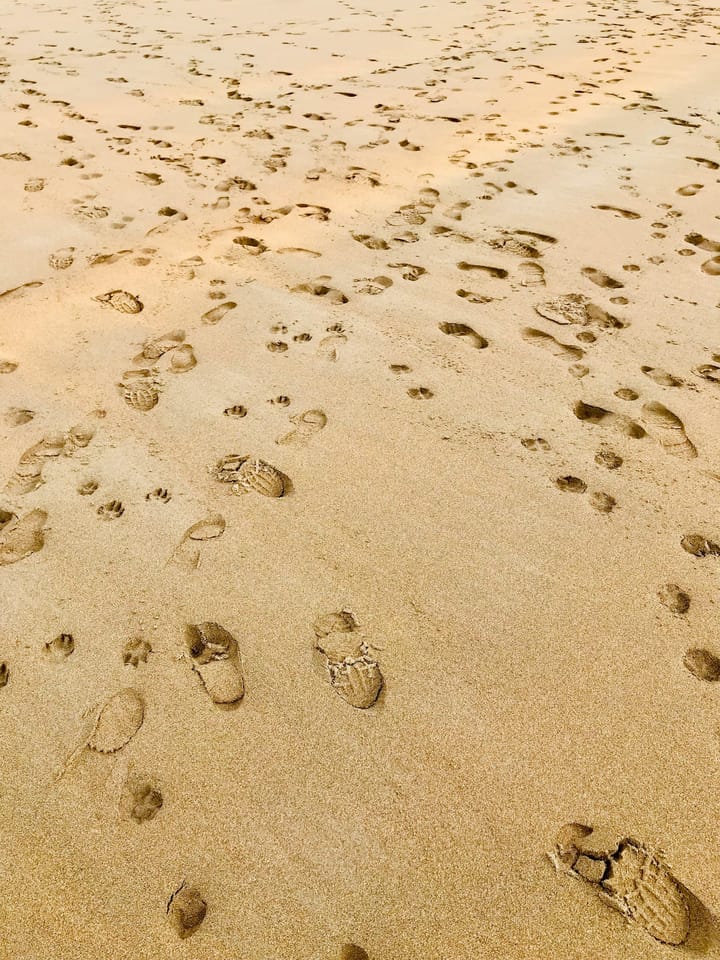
[641,366,684,387]
[202,301,237,325]
[574,401,645,438]
[522,328,584,361]
[581,267,623,289]
[439,322,488,349]
[641,401,697,459]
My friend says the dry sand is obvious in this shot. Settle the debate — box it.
[1,0,720,956]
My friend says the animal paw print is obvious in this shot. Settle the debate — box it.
[44,633,75,660]
[78,479,99,496]
[97,499,124,520]
[146,487,171,503]
[123,637,152,667]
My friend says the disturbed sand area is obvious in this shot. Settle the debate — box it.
[1,0,720,956]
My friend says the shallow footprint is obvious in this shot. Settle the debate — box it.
[522,327,584,361]
[439,322,488,349]
[574,401,645,438]
[202,301,237,325]
[641,365,684,387]
[581,267,623,289]
[641,401,697,459]
[277,409,327,446]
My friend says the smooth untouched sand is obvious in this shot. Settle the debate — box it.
[1,0,720,957]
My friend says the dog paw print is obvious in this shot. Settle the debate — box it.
[97,499,124,520]
[123,637,152,667]
[146,487,171,503]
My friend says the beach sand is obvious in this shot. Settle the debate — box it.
[1,0,720,956]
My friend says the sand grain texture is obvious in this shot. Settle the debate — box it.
[2,0,720,956]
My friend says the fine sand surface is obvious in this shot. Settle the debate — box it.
[1,0,720,956]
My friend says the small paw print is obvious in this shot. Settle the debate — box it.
[123,636,152,667]
[97,499,124,520]
[45,633,75,660]
[78,479,99,496]
[146,487,171,503]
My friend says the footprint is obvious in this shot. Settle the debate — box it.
[701,256,720,276]
[292,281,348,304]
[521,437,550,451]
[317,333,347,361]
[581,267,624,289]
[549,824,689,946]
[387,262,426,281]
[457,262,508,279]
[439,322,488,349]
[555,476,587,493]
[574,401,645,438]
[201,301,237,325]
[353,276,392,295]
[519,262,545,286]
[5,407,35,427]
[49,247,75,270]
[535,295,624,330]
[681,534,720,557]
[522,328,584,361]
[676,184,703,197]
[123,637,152,667]
[118,770,163,823]
[186,622,244,705]
[224,405,247,418]
[351,233,389,250]
[313,610,383,709]
[456,289,493,304]
[0,508,47,565]
[408,387,433,399]
[592,204,641,220]
[55,688,144,780]
[167,883,206,939]
[277,409,327,446]
[94,290,143,314]
[134,329,185,364]
[97,500,125,520]
[641,401,697,459]
[589,491,616,513]
[169,344,197,373]
[169,515,226,570]
[44,633,75,661]
[118,369,161,412]
[641,366,684,387]
[146,487,171,503]
[78,479,99,496]
[693,364,720,384]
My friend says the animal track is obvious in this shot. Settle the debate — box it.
[123,637,152,667]
[146,487,171,503]
[119,771,163,823]
[97,499,125,520]
[44,633,75,661]
[167,883,206,940]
